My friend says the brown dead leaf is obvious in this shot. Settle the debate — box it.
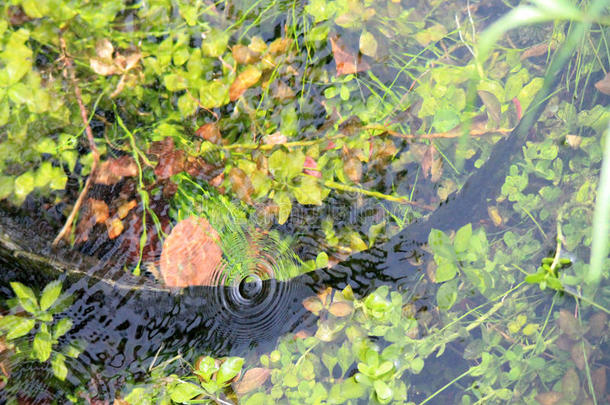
[343,156,362,183]
[588,312,607,337]
[330,36,370,76]
[233,368,271,395]
[106,218,124,239]
[591,367,606,401]
[233,44,259,64]
[94,156,138,185]
[293,330,311,339]
[149,137,175,156]
[594,72,610,95]
[328,301,353,317]
[229,65,262,101]
[268,38,291,54]
[520,42,554,60]
[535,391,563,405]
[117,200,137,220]
[96,39,114,60]
[558,309,582,340]
[195,122,222,144]
[89,199,109,224]
[90,58,117,76]
[302,296,323,315]
[155,149,185,180]
[271,80,295,100]
[229,167,254,204]
[160,217,223,287]
[570,338,592,370]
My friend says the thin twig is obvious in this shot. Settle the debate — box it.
[53,36,101,246]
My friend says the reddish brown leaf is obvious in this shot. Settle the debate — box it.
[229,65,262,101]
[520,42,554,60]
[116,200,137,220]
[302,296,323,315]
[595,72,610,95]
[232,44,259,64]
[328,301,353,317]
[233,368,271,395]
[330,36,370,76]
[160,217,223,287]
[149,137,175,156]
[195,122,222,144]
[303,156,321,178]
[154,149,185,180]
[421,144,443,182]
[94,156,138,185]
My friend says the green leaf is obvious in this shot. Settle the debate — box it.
[195,356,217,381]
[0,315,35,339]
[274,191,292,225]
[359,31,378,57]
[201,28,230,58]
[177,93,198,117]
[33,330,53,362]
[13,171,35,203]
[294,175,323,205]
[269,150,305,181]
[0,176,14,200]
[374,380,393,403]
[428,229,455,259]
[434,255,458,283]
[217,357,244,384]
[170,382,204,403]
[454,223,472,253]
[316,252,329,268]
[436,279,458,310]
[163,73,187,92]
[280,105,298,138]
[199,80,228,109]
[10,281,39,313]
[432,108,460,132]
[51,353,68,381]
[40,280,62,311]
[53,318,73,340]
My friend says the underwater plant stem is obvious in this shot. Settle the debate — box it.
[53,36,101,247]
[323,180,434,211]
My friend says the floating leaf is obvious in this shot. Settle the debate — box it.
[558,309,581,340]
[330,36,369,76]
[217,357,244,384]
[229,65,262,101]
[329,301,353,317]
[195,122,222,144]
[160,217,223,287]
[478,90,502,124]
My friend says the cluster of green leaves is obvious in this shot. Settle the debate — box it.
[0,280,83,382]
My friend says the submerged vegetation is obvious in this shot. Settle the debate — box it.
[0,0,608,403]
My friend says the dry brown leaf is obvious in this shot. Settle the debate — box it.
[94,156,138,185]
[594,72,610,95]
[233,368,271,395]
[330,36,370,76]
[160,217,223,287]
[268,38,291,54]
[195,122,222,144]
[96,39,114,60]
[229,65,262,101]
[534,391,563,405]
[89,58,117,76]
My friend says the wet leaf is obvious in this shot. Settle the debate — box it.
[117,200,137,220]
[160,217,223,287]
[233,44,259,64]
[330,36,370,76]
[89,58,117,76]
[521,42,554,60]
[155,150,185,180]
[195,122,222,144]
[478,90,502,123]
[95,38,114,60]
[303,296,323,315]
[359,31,377,58]
[51,353,68,381]
[421,144,443,182]
[588,312,607,337]
[591,367,606,401]
[534,391,562,405]
[561,368,580,401]
[234,368,271,395]
[558,309,581,340]
[94,156,138,185]
[229,167,254,204]
[89,199,109,224]
[294,175,323,205]
[33,330,52,362]
[570,339,592,370]
[329,301,353,317]
[217,357,244,384]
[414,24,447,46]
[594,72,610,95]
[106,218,124,239]
[40,280,62,311]
[303,156,321,178]
[343,156,362,182]
[229,65,262,101]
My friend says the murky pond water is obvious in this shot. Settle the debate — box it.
[0,0,609,403]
